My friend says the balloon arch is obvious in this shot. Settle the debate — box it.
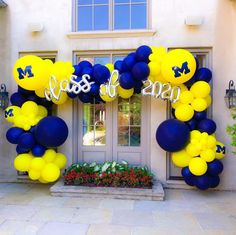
[5,45,226,190]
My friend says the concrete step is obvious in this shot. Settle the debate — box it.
[50,180,165,201]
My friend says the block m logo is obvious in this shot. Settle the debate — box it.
[172,62,190,78]
[5,109,13,118]
[216,145,226,154]
[17,66,34,79]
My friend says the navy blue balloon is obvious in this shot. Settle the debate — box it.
[10,92,26,107]
[184,75,196,88]
[156,119,190,152]
[73,65,82,76]
[119,72,135,89]
[93,65,110,84]
[32,144,46,157]
[134,80,143,94]
[6,127,25,144]
[135,45,152,63]
[198,118,216,134]
[79,92,92,103]
[195,175,210,190]
[27,95,40,104]
[209,175,220,188]
[195,56,200,71]
[16,145,30,154]
[186,119,198,131]
[79,60,92,68]
[17,86,35,96]
[194,111,207,121]
[18,133,36,150]
[34,116,69,148]
[39,98,53,108]
[207,159,223,176]
[67,91,78,99]
[132,62,150,81]
[114,60,124,73]
[195,68,212,83]
[29,126,36,134]
[82,66,94,78]
[181,167,195,186]
[122,53,137,71]
[89,83,100,96]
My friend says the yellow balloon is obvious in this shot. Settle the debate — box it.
[52,92,68,105]
[35,88,46,98]
[186,143,201,157]
[37,105,48,118]
[54,153,67,169]
[28,169,41,180]
[172,150,192,167]
[30,157,45,171]
[43,149,57,163]
[100,85,117,102]
[14,154,32,172]
[191,98,207,112]
[179,91,194,104]
[50,61,73,81]
[148,61,161,76]
[38,177,49,184]
[207,135,216,149]
[175,104,194,122]
[105,63,114,73]
[5,106,21,123]
[200,149,215,162]
[21,101,39,116]
[41,163,60,182]
[12,55,50,91]
[190,81,210,98]
[189,157,207,176]
[154,74,167,83]
[190,130,201,140]
[215,141,226,159]
[171,100,181,109]
[117,86,134,99]
[161,49,196,85]
[205,95,212,107]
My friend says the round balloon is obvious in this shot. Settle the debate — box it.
[12,55,50,91]
[34,116,68,148]
[41,163,60,182]
[10,92,26,107]
[215,141,226,159]
[189,157,207,176]
[6,127,24,144]
[207,159,223,176]
[175,104,194,122]
[156,119,190,152]
[195,175,210,190]
[161,49,197,85]
[17,133,36,150]
[14,153,32,172]
[5,106,21,123]
[172,150,192,167]
[198,119,217,135]
[32,144,46,157]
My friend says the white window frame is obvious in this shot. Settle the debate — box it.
[72,0,150,32]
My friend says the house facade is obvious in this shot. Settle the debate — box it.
[0,0,236,190]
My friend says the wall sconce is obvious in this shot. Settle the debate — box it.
[28,23,44,33]
[0,84,9,109]
[185,16,203,26]
[224,80,236,109]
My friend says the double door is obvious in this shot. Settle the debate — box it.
[77,95,149,166]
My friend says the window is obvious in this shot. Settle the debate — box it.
[73,51,149,165]
[167,48,212,180]
[74,0,148,31]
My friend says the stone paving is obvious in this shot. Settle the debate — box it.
[0,183,235,234]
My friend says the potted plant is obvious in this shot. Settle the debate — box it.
[226,109,236,154]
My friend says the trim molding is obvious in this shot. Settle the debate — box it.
[67,30,157,39]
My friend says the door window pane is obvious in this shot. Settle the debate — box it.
[78,0,92,5]
[94,56,110,65]
[78,6,93,31]
[95,0,108,4]
[117,95,141,146]
[94,5,109,30]
[83,103,106,146]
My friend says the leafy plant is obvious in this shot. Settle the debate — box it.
[64,161,153,188]
[226,109,236,154]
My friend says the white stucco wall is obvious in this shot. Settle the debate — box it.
[0,0,236,190]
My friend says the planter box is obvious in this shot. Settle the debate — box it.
[50,180,165,201]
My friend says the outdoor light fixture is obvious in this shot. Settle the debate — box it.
[0,84,9,109]
[224,80,236,109]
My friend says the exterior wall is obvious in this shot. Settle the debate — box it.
[0,0,236,189]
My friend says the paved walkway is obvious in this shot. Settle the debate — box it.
[0,183,235,235]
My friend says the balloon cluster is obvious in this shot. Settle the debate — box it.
[14,150,67,183]
[5,62,69,183]
[155,54,226,190]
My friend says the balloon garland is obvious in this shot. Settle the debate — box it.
[5,45,226,189]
